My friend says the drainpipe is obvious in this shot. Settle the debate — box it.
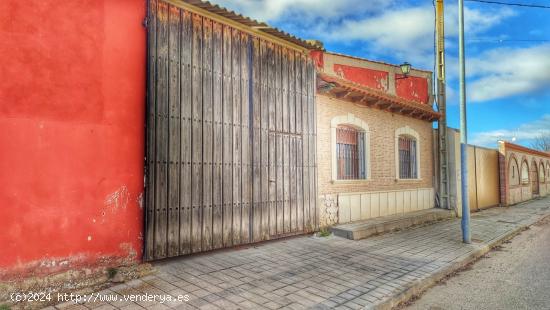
[458,0,471,243]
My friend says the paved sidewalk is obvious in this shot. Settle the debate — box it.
[50,197,550,310]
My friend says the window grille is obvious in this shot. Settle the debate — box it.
[398,136,417,179]
[336,126,366,180]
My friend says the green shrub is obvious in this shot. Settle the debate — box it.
[318,228,331,237]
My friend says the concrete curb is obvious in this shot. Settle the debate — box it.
[372,212,550,310]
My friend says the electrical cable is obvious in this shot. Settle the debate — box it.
[464,0,550,9]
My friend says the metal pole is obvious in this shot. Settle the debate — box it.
[458,0,471,243]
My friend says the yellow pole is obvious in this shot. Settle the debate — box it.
[435,0,450,210]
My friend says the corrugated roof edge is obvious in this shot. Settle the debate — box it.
[325,51,433,74]
[181,0,322,50]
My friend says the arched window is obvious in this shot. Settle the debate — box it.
[547,163,550,182]
[540,162,545,183]
[395,126,420,179]
[508,157,520,186]
[521,161,529,185]
[336,125,366,179]
[331,114,370,181]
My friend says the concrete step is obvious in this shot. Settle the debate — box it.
[331,208,455,240]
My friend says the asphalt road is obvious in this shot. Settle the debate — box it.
[405,215,550,310]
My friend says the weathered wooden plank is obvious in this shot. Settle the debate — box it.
[281,49,289,133]
[267,43,277,237]
[283,134,290,233]
[260,40,269,241]
[167,5,181,257]
[222,25,233,247]
[145,0,158,260]
[268,132,277,236]
[179,9,192,255]
[202,17,214,251]
[301,55,311,232]
[191,12,203,253]
[154,1,169,259]
[276,134,283,235]
[295,55,302,135]
[290,135,297,232]
[231,28,242,245]
[296,136,304,232]
[308,60,318,231]
[251,37,262,243]
[212,21,224,250]
[274,46,283,236]
[288,51,295,134]
[240,33,251,243]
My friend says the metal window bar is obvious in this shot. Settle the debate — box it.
[336,127,366,180]
[399,136,417,179]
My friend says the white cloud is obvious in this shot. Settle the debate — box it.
[467,44,550,102]
[317,4,516,69]
[210,0,392,24]
[470,114,550,147]
[445,6,516,37]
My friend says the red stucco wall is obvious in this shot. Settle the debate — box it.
[333,64,389,91]
[0,0,147,280]
[395,74,429,104]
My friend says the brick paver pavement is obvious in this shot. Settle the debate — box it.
[50,197,550,310]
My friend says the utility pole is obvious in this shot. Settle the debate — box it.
[435,0,450,210]
[458,0,471,243]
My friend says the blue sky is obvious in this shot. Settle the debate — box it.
[212,0,550,148]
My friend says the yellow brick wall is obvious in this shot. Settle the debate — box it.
[317,94,434,195]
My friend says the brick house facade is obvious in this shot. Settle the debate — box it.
[498,141,550,206]
[314,52,440,227]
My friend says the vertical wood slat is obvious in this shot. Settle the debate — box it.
[212,21,224,249]
[296,56,304,232]
[260,40,270,241]
[231,29,242,245]
[190,12,203,253]
[179,10,192,254]
[202,17,213,251]
[283,134,290,233]
[288,51,295,134]
[155,1,169,259]
[282,49,289,133]
[145,0,158,260]
[167,5,181,257]
[145,0,318,259]
[251,37,261,242]
[275,46,284,235]
[301,56,311,232]
[281,50,290,234]
[221,25,233,247]
[240,33,251,243]
[290,135,297,232]
[309,60,318,230]
[267,42,277,237]
[296,135,304,232]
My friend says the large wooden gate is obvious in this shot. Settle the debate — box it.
[144,0,317,260]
